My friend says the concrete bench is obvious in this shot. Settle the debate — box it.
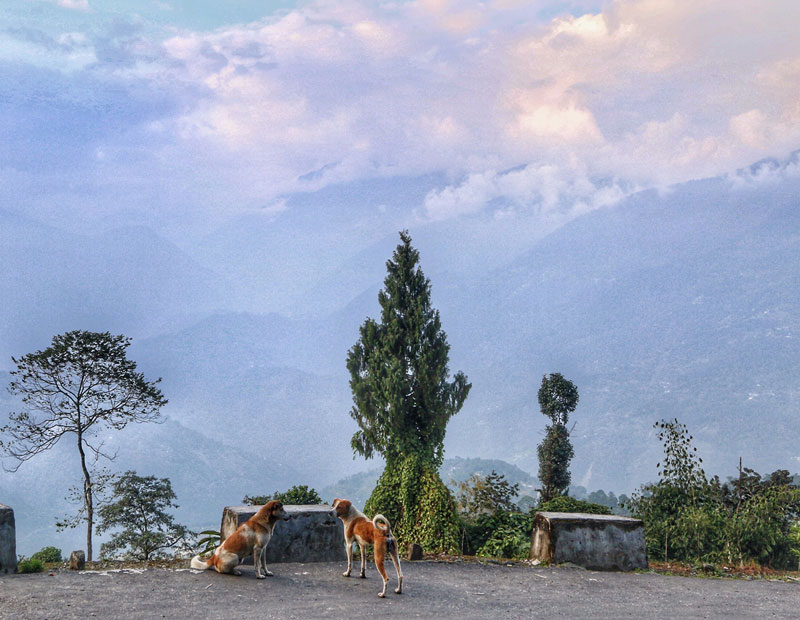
[530,511,648,571]
[220,504,345,563]
[0,503,16,575]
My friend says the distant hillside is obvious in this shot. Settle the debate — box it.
[0,414,306,557]
[321,457,540,509]
[0,213,237,365]
[441,162,800,491]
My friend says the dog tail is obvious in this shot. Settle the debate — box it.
[373,514,396,553]
[190,554,213,570]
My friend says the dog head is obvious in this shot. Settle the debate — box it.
[330,498,352,520]
[264,499,291,521]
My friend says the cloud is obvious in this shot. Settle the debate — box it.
[727,150,800,189]
[37,0,90,10]
[420,163,629,222]
[3,0,800,226]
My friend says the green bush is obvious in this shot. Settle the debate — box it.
[30,546,62,563]
[474,511,534,559]
[538,495,611,515]
[17,558,44,573]
[243,484,322,506]
[460,495,610,559]
[628,420,800,568]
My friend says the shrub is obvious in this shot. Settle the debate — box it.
[17,558,44,573]
[538,495,611,515]
[30,546,63,564]
[243,484,322,506]
[474,511,534,559]
[628,419,800,568]
[194,530,221,556]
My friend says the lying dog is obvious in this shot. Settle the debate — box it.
[331,498,403,598]
[191,500,289,578]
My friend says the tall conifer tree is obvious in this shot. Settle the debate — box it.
[347,231,470,551]
[537,373,578,501]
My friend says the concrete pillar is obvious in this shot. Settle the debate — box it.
[530,511,648,571]
[220,504,345,563]
[0,503,17,575]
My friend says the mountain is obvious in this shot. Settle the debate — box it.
[2,154,800,556]
[0,213,238,365]
[441,163,800,490]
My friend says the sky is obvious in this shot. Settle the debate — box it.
[1,0,800,241]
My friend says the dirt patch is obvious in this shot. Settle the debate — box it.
[648,560,800,581]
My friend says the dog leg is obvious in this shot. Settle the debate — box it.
[253,545,265,579]
[374,543,389,597]
[343,539,353,577]
[260,545,273,577]
[214,549,242,575]
[359,543,367,578]
[389,548,403,594]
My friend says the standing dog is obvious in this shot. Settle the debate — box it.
[331,498,403,598]
[191,500,289,578]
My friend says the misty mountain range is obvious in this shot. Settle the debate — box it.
[2,153,799,556]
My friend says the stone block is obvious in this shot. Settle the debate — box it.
[530,511,648,571]
[69,550,86,571]
[220,504,345,563]
[407,543,423,561]
[0,503,16,575]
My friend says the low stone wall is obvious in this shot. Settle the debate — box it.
[0,503,17,575]
[530,511,647,571]
[220,504,345,564]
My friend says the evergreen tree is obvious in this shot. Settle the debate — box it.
[537,373,578,502]
[347,231,470,552]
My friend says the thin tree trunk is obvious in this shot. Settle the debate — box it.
[78,433,93,562]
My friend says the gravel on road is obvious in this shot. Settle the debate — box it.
[1,560,797,620]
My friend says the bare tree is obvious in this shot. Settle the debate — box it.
[1,330,167,560]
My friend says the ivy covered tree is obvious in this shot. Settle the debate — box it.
[537,373,578,502]
[347,231,471,552]
[1,331,167,560]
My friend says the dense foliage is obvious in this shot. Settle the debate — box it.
[243,484,322,506]
[97,471,193,561]
[538,495,612,515]
[1,331,167,560]
[455,470,520,517]
[627,419,800,568]
[16,558,44,573]
[348,232,470,552]
[30,546,62,563]
[537,373,578,501]
[365,453,460,553]
[456,471,611,559]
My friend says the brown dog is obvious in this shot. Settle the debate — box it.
[191,500,289,578]
[331,498,403,598]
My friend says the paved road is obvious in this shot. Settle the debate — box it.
[1,561,797,619]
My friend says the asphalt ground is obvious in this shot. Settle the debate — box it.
[1,560,797,620]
